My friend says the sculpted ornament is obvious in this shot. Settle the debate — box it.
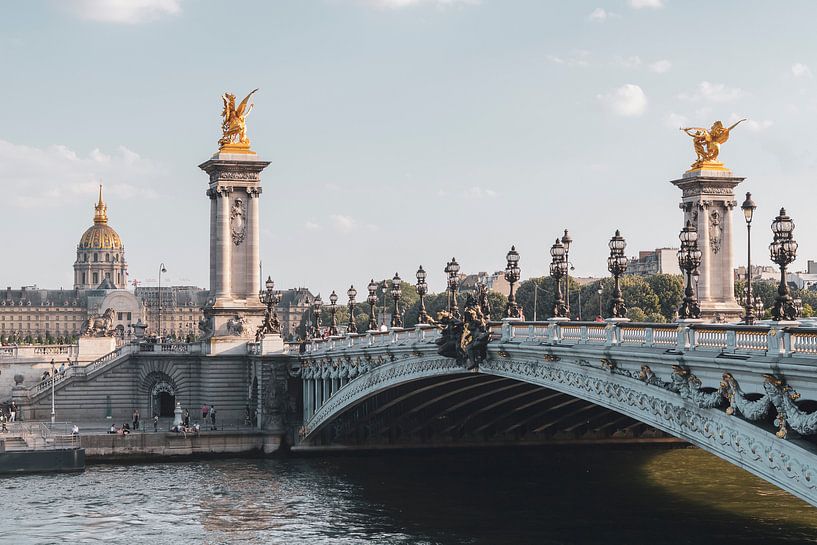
[230,198,247,246]
[218,89,258,150]
[81,308,115,337]
[681,119,745,170]
[709,208,723,254]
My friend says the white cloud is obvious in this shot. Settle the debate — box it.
[66,0,182,24]
[330,214,356,233]
[613,55,642,69]
[728,114,773,132]
[546,51,590,67]
[792,63,812,78]
[677,81,744,103]
[0,140,162,208]
[364,0,477,9]
[628,0,663,8]
[304,221,322,231]
[467,187,497,199]
[665,112,689,128]
[649,59,672,73]
[597,84,647,117]
[587,8,618,21]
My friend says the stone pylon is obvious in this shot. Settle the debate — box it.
[199,151,270,353]
[671,168,744,322]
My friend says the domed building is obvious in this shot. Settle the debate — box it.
[73,186,128,290]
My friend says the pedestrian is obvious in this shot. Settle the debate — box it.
[71,424,79,436]
[153,414,159,432]
[183,408,190,427]
[58,362,65,376]
[201,403,209,421]
[133,409,140,430]
[9,401,16,423]
[210,406,217,430]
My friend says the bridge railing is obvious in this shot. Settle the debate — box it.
[300,319,817,359]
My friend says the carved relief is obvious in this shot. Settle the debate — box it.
[230,198,247,245]
[709,208,722,254]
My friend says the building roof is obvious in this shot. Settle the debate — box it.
[0,288,87,307]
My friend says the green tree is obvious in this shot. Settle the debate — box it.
[646,274,684,321]
[627,307,647,322]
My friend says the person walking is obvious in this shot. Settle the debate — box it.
[201,403,209,421]
[209,406,217,430]
[153,414,159,432]
[9,401,16,423]
[183,409,190,427]
[133,409,140,431]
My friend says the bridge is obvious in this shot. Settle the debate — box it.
[296,319,817,507]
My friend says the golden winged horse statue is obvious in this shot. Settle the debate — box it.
[218,88,259,149]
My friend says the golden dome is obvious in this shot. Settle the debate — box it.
[78,185,124,250]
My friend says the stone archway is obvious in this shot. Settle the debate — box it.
[149,379,176,418]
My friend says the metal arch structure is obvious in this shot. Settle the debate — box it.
[297,321,817,507]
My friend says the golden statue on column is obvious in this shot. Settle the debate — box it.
[218,88,259,153]
[680,119,745,171]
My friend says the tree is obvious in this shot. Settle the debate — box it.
[646,274,684,321]
[627,307,647,322]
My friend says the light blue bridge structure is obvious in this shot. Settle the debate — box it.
[296,319,817,506]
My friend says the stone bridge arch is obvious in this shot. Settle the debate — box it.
[299,332,817,507]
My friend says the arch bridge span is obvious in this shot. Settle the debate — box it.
[296,320,817,507]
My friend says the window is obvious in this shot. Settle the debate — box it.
[93,273,99,284]
[127,312,132,320]
[93,254,98,262]
[118,312,124,320]
[106,253,110,262]
[83,254,88,263]
[82,273,86,284]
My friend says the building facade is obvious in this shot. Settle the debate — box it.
[626,248,681,276]
[73,186,129,290]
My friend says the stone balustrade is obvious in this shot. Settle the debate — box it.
[0,344,79,360]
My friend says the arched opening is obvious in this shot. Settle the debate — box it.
[150,381,176,418]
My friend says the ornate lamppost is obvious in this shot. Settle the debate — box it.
[158,262,167,340]
[311,294,323,338]
[366,279,378,331]
[390,273,403,328]
[607,230,629,318]
[504,245,521,318]
[549,238,568,319]
[741,192,757,324]
[416,266,429,324]
[346,285,358,334]
[561,230,573,317]
[677,220,702,320]
[770,208,798,321]
[446,258,461,318]
[258,276,280,338]
[328,290,339,335]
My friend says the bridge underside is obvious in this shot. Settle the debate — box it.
[308,374,670,447]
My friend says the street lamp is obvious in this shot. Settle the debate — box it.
[50,358,56,424]
[367,279,378,331]
[770,208,798,321]
[158,263,167,341]
[549,238,568,318]
[741,192,757,324]
[607,230,629,318]
[677,220,703,320]
[391,273,403,328]
[311,294,323,338]
[328,290,339,335]
[561,230,573,317]
[258,276,280,338]
[597,287,603,319]
[446,258,461,318]
[504,246,521,318]
[416,266,429,324]
[347,285,358,334]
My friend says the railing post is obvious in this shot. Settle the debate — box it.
[645,326,654,347]
[580,325,588,343]
[677,325,687,351]
[726,330,736,352]
[500,320,512,342]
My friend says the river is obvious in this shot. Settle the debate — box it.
[3,446,816,544]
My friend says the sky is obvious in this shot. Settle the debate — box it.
[1,0,816,297]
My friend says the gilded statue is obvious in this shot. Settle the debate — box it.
[680,119,745,170]
[218,89,259,150]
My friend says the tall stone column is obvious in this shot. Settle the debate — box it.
[200,152,270,353]
[671,169,744,322]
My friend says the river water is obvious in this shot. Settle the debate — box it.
[3,446,816,545]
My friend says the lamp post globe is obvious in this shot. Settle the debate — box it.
[391,273,403,328]
[366,279,378,331]
[328,290,339,336]
[416,266,429,324]
[504,245,521,318]
[549,238,568,318]
[345,285,358,334]
[311,294,323,338]
[770,208,799,321]
[447,258,461,318]
[740,192,758,324]
[677,220,702,320]
[607,230,629,319]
